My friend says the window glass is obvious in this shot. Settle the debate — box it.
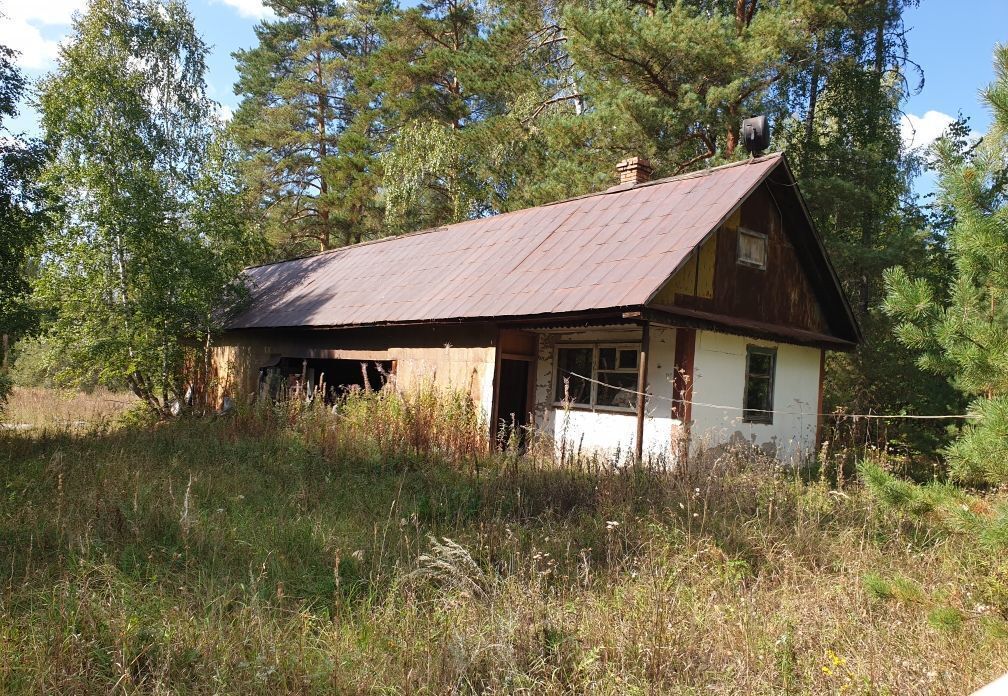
[596,371,637,408]
[738,228,768,269]
[618,349,638,369]
[553,343,641,410]
[743,347,776,423]
[555,347,592,405]
[598,347,617,370]
[748,351,773,377]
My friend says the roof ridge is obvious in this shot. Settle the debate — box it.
[242,152,784,271]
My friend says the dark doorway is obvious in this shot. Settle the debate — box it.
[497,358,531,450]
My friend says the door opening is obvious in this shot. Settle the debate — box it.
[497,358,531,450]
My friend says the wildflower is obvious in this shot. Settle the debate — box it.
[605,520,620,530]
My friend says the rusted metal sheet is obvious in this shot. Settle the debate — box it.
[227,155,784,330]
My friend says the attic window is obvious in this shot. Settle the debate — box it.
[737,228,768,269]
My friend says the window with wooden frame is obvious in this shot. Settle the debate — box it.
[553,343,641,411]
[737,227,768,269]
[743,346,776,424]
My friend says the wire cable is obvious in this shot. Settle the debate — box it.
[562,371,979,420]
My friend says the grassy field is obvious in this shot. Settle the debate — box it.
[0,387,1006,694]
[2,386,139,430]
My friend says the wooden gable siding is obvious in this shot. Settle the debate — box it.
[652,234,717,302]
[650,182,826,334]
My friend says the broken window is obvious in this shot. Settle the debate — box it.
[553,343,640,411]
[258,357,393,403]
[743,346,776,424]
[554,346,592,406]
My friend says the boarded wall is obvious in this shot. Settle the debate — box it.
[652,183,827,334]
[213,323,498,419]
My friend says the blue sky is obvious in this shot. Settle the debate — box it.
[900,1,1004,150]
[1,0,1006,185]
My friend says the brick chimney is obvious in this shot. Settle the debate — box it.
[616,156,653,185]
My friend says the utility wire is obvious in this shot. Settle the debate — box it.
[563,371,979,421]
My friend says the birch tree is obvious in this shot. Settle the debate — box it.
[0,41,44,411]
[36,0,260,416]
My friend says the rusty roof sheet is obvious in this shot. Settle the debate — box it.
[228,153,784,329]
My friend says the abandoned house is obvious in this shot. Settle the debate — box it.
[213,152,860,462]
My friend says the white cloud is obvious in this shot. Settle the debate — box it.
[900,110,957,151]
[215,102,234,123]
[214,0,272,20]
[0,0,86,70]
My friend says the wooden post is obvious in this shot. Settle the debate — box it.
[672,328,697,467]
[635,321,650,465]
[815,348,826,450]
[489,329,502,448]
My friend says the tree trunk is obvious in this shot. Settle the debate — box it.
[805,39,820,151]
[859,1,888,315]
[313,10,331,251]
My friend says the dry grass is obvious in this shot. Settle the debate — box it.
[0,388,1005,694]
[2,386,139,430]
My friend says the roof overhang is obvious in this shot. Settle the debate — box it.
[642,304,856,351]
[765,155,862,344]
[220,302,854,351]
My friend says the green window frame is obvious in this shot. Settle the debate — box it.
[743,345,776,424]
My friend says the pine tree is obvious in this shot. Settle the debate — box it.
[884,44,1008,484]
[374,0,591,228]
[557,0,850,177]
[776,0,963,457]
[375,0,496,228]
[233,0,388,253]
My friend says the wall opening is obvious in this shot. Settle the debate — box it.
[259,357,393,402]
[497,358,531,450]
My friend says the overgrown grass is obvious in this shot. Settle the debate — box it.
[2,386,139,430]
[0,388,1006,693]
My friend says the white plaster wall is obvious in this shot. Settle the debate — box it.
[533,326,680,460]
[690,330,821,462]
[531,326,822,464]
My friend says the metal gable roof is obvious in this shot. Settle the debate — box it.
[226,153,785,330]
